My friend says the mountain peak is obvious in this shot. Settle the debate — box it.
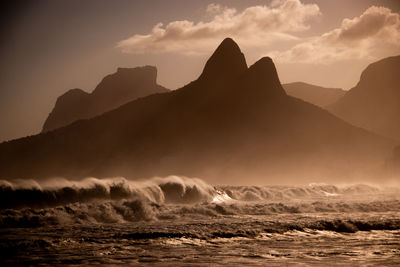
[328,54,400,140]
[242,57,286,97]
[358,55,400,89]
[249,57,275,74]
[42,65,168,132]
[116,65,157,76]
[199,38,247,82]
[218,37,240,51]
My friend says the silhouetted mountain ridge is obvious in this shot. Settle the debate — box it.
[0,38,394,184]
[243,57,286,98]
[329,55,400,141]
[42,66,168,132]
[198,38,247,83]
[283,82,345,107]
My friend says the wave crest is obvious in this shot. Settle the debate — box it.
[0,176,215,209]
[1,176,399,228]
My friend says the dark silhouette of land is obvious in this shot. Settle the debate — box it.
[329,55,400,141]
[283,82,345,107]
[0,38,394,184]
[42,66,168,132]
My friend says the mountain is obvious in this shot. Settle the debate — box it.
[0,38,394,184]
[42,66,168,132]
[328,55,400,141]
[283,82,345,107]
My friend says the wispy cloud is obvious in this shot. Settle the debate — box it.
[273,6,400,63]
[117,0,320,55]
[118,1,399,64]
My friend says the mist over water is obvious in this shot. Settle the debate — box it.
[0,176,399,265]
[1,176,400,265]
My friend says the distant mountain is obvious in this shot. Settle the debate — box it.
[42,66,168,132]
[283,82,345,107]
[0,38,394,184]
[328,56,400,141]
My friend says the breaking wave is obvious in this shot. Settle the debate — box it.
[0,176,214,209]
[219,183,382,201]
[1,176,399,228]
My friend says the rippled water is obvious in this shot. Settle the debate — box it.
[1,176,400,266]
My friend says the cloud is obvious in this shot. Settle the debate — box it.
[273,6,400,63]
[117,0,320,55]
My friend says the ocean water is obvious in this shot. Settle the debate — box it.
[1,176,400,266]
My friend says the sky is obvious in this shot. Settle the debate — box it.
[0,0,399,142]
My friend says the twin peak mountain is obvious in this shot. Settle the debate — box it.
[43,38,284,132]
[0,38,394,184]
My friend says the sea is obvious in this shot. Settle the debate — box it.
[1,176,400,266]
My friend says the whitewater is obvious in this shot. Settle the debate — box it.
[1,176,400,266]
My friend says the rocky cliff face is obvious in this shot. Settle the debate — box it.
[42,66,168,132]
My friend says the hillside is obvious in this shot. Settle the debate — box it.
[42,66,168,132]
[329,56,400,141]
[283,82,345,107]
[0,38,393,184]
